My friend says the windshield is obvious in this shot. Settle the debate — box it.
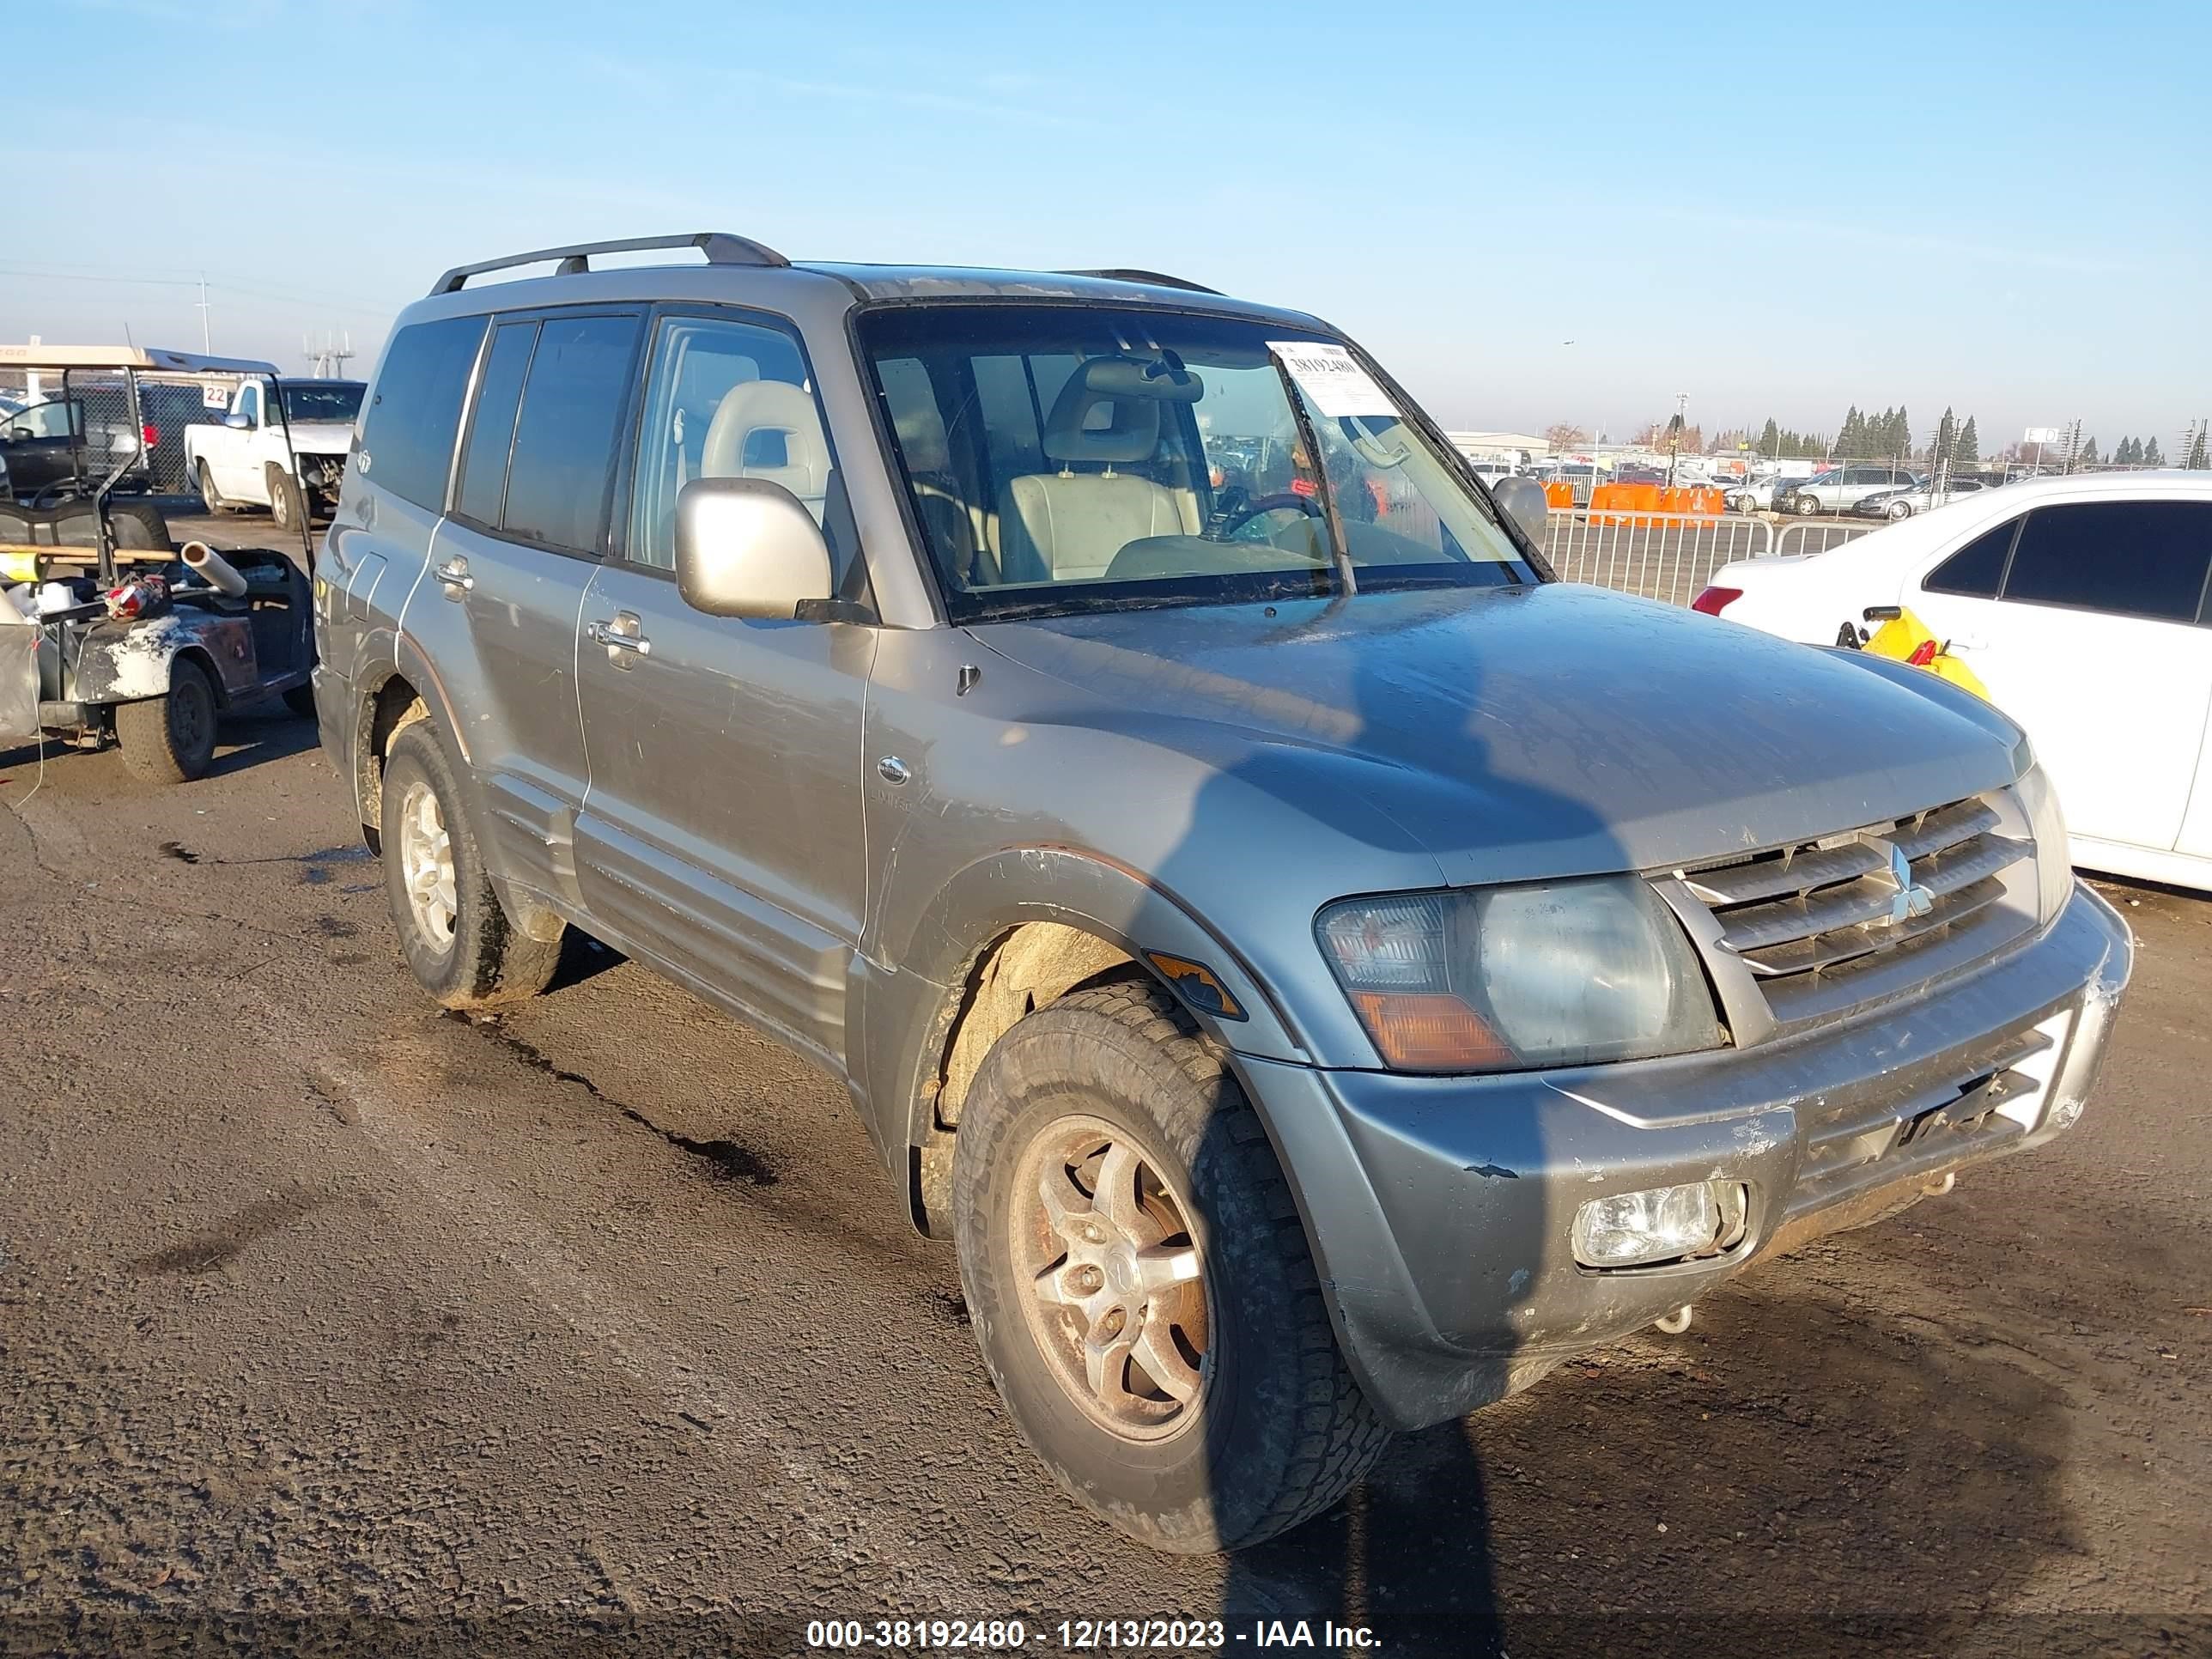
[856,304,1534,620]
[282,383,365,423]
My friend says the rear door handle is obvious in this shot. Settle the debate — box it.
[588,613,652,667]
[434,556,472,598]
[1948,632,1990,652]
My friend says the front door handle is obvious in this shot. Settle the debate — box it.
[588,613,653,667]
[434,556,472,598]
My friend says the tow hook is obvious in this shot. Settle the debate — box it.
[1923,1171,1957,1197]
[1654,1305,1693,1335]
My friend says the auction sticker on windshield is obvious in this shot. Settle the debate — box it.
[1267,341,1398,419]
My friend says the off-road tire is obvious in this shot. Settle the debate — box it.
[380,720,560,1010]
[952,979,1389,1553]
[115,656,218,784]
[265,464,307,532]
[197,460,230,514]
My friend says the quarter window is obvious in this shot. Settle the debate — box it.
[626,313,837,574]
[361,315,488,513]
[2001,501,2212,624]
[1923,519,2018,599]
[500,313,641,555]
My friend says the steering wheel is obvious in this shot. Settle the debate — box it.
[1208,489,1324,540]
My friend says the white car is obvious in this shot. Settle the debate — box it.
[185,377,364,531]
[1696,473,2212,891]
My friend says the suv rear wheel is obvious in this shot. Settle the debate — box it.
[380,721,561,1009]
[952,979,1389,1553]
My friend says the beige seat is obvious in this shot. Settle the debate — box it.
[700,379,833,520]
[997,360,1199,582]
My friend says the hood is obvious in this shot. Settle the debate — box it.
[969,583,2023,884]
[276,420,355,455]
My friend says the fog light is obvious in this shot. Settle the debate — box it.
[1572,1182,1740,1268]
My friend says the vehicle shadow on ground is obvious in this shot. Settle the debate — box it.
[208,711,323,779]
[1219,1268,2078,1659]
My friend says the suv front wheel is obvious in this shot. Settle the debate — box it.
[380,721,562,1009]
[951,979,1389,1553]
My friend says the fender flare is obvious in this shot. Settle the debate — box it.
[854,844,1316,1169]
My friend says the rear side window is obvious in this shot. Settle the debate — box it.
[2002,501,2212,624]
[1923,519,2018,599]
[454,322,537,526]
[361,315,487,512]
[499,314,641,554]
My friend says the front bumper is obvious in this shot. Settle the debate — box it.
[1242,881,2132,1430]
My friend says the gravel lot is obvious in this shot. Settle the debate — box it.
[1,514,2205,1657]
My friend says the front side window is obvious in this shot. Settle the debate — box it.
[4,399,80,441]
[857,304,1531,620]
[362,314,489,512]
[2001,501,2212,624]
[627,313,838,575]
[499,313,641,554]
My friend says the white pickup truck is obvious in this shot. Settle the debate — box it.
[185,378,364,530]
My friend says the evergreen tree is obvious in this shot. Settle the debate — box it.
[2078,436,2100,465]
[1759,416,1781,457]
[1837,406,1863,459]
[1956,416,1979,465]
[2116,436,2136,465]
[2145,436,2163,465]
[1934,407,1956,467]
[1893,406,1911,460]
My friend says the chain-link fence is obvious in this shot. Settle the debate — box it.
[0,368,223,501]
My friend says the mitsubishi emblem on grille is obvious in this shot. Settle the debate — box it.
[1875,839,1936,927]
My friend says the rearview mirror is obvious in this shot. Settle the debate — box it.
[223,410,252,430]
[1489,475,1549,544]
[676,477,833,620]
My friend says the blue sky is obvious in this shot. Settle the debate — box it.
[9,0,2207,453]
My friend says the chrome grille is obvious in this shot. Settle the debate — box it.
[1681,797,2037,1026]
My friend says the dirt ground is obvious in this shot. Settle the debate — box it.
[1,516,2205,1657]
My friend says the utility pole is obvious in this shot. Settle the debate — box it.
[196,275,211,355]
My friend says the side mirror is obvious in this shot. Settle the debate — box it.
[675,477,833,620]
[1489,475,1550,544]
[223,410,252,430]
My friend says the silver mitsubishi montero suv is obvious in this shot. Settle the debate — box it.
[312,233,2133,1553]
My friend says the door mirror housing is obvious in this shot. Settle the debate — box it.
[1489,474,1549,544]
[675,477,834,620]
[223,410,253,430]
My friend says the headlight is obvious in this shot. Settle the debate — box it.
[2014,761,2072,922]
[1316,878,1725,1073]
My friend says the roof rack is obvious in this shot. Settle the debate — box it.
[1063,268,1222,295]
[428,232,790,296]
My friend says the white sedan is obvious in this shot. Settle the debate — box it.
[1695,472,2212,892]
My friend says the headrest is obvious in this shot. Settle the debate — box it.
[1041,356,1205,465]
[701,379,831,498]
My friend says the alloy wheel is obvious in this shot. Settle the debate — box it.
[1011,1115,1211,1441]
[397,778,458,950]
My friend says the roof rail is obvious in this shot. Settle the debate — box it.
[1063,268,1222,295]
[428,232,790,296]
